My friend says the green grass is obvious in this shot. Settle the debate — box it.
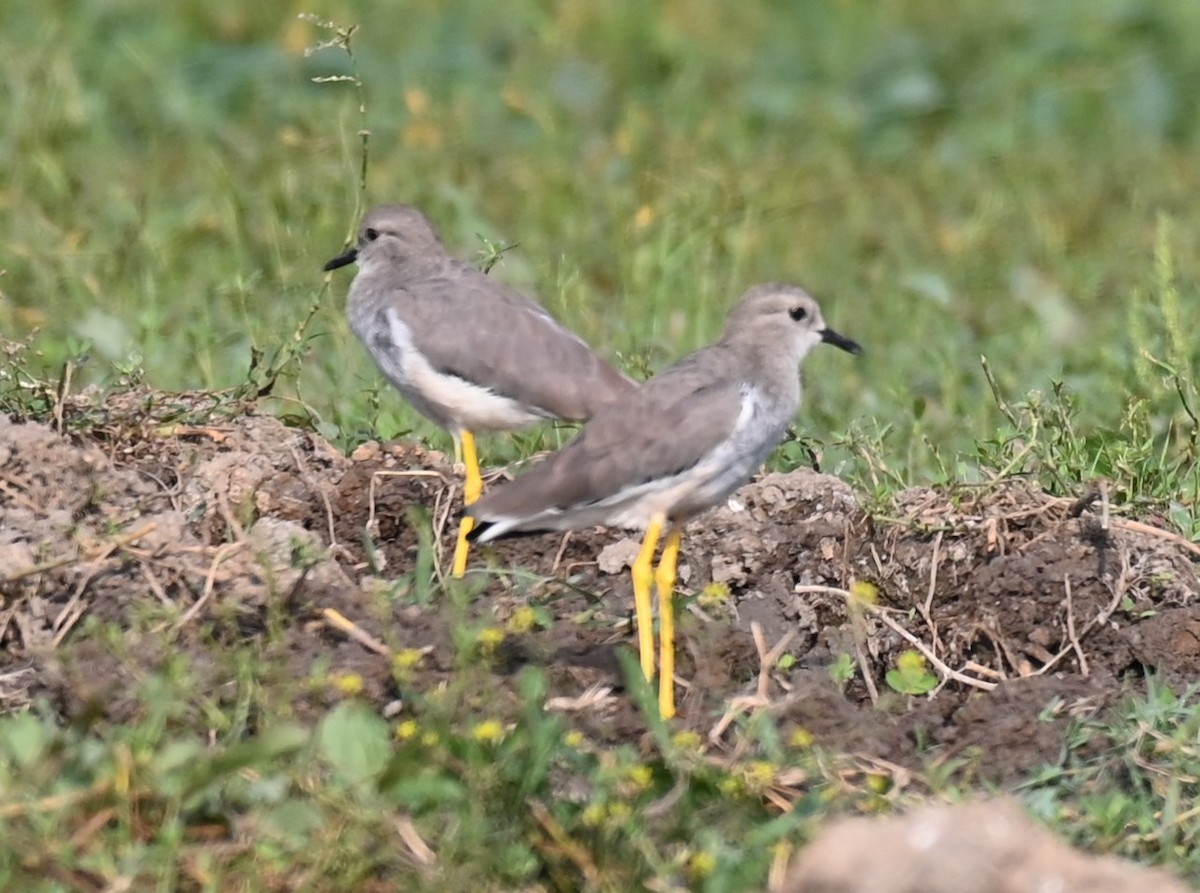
[2,0,1200,889]
[5,628,1200,890]
[4,0,1197,476]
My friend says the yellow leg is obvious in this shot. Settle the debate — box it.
[631,515,664,681]
[459,430,483,504]
[452,430,483,578]
[655,528,682,719]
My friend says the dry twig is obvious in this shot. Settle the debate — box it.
[322,608,391,656]
[709,623,796,744]
[174,541,244,628]
[1,522,157,585]
[1063,574,1089,676]
[528,798,600,888]
[1033,548,1130,678]
[395,815,437,868]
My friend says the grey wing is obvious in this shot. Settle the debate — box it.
[469,357,745,521]
[403,264,634,421]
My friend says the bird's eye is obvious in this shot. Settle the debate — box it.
[788,306,808,322]
[365,227,380,241]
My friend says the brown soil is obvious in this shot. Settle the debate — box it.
[3,390,1200,784]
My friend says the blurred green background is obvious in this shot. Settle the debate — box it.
[2,0,1198,489]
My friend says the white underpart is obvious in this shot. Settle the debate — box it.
[474,383,789,540]
[371,308,547,431]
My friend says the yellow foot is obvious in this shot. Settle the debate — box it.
[452,429,482,579]
[631,516,664,681]
[452,516,473,578]
[655,528,681,719]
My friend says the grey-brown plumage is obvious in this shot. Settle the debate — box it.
[324,203,634,432]
[468,284,862,539]
[467,282,861,718]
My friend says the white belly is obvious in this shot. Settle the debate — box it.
[362,308,546,432]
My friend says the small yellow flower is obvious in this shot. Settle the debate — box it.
[582,803,606,827]
[697,581,731,609]
[391,649,425,678]
[746,761,776,787]
[671,730,702,751]
[865,773,891,794]
[471,720,506,744]
[718,776,742,796]
[395,720,419,741]
[626,765,653,791]
[564,730,586,748]
[688,850,718,878]
[393,649,425,670]
[421,731,440,747]
[475,627,506,653]
[896,650,926,673]
[633,204,656,229]
[506,606,538,634]
[331,672,363,695]
[850,580,879,605]
[607,802,632,823]
[788,727,815,748]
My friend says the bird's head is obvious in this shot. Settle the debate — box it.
[724,283,863,364]
[323,203,447,272]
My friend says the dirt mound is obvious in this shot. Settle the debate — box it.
[3,392,1199,781]
[779,798,1190,893]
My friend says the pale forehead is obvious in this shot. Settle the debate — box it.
[361,203,436,233]
[735,284,820,315]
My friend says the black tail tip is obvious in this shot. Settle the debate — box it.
[466,519,493,543]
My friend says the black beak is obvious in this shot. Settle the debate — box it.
[821,327,863,355]
[323,247,358,272]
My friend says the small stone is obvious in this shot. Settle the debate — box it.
[597,538,641,575]
[351,440,382,462]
